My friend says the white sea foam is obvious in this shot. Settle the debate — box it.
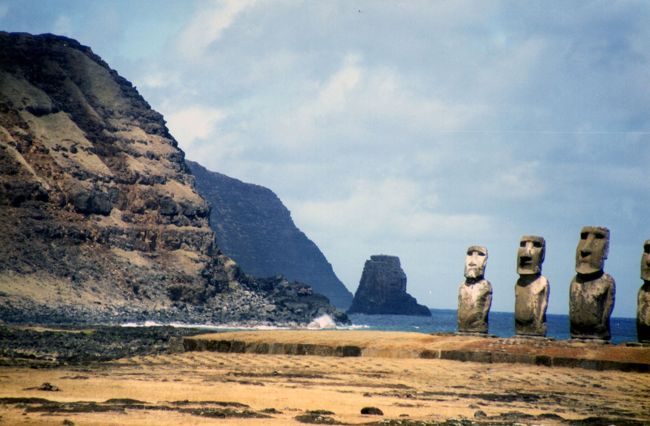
[120,321,295,330]
[339,323,370,330]
[307,314,337,329]
[120,315,360,331]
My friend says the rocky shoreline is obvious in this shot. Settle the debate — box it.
[0,324,211,367]
[0,273,349,326]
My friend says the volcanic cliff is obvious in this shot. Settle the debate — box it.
[0,32,346,324]
[348,255,431,316]
[187,161,353,309]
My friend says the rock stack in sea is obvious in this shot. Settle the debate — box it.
[347,255,431,316]
[0,31,346,325]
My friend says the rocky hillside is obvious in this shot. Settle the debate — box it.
[0,32,346,325]
[187,161,353,309]
[348,255,431,316]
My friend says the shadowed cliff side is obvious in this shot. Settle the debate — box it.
[0,32,346,325]
[187,160,353,309]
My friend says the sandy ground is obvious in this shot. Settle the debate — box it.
[1,350,649,425]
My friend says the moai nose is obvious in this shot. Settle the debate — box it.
[525,242,533,255]
[580,234,596,257]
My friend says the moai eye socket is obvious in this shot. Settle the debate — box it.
[644,244,650,254]
[595,233,605,240]
[580,232,588,240]
[520,241,526,247]
[533,241,543,248]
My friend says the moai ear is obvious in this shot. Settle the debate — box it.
[600,229,610,260]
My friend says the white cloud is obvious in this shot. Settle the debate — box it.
[165,106,226,149]
[316,54,362,112]
[484,161,546,200]
[276,54,363,147]
[290,178,491,242]
[53,14,72,36]
[474,37,549,101]
[140,71,177,89]
[274,54,482,152]
[175,0,257,60]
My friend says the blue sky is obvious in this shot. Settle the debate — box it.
[2,0,649,317]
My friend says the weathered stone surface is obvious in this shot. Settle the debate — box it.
[515,236,549,337]
[347,255,430,316]
[0,32,346,325]
[458,246,492,334]
[637,239,650,343]
[183,330,650,373]
[575,226,610,275]
[570,226,615,340]
[187,160,353,309]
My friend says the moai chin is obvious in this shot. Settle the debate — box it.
[515,236,549,337]
[457,245,492,334]
[637,239,650,343]
[569,226,616,341]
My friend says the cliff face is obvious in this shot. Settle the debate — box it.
[348,255,431,316]
[187,161,353,309]
[0,32,346,324]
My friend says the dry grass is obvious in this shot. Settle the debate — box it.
[161,249,205,276]
[1,349,649,425]
[112,127,178,156]
[0,272,79,303]
[0,270,136,309]
[154,179,204,204]
[19,110,113,177]
[0,71,52,111]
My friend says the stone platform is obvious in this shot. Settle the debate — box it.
[183,330,650,372]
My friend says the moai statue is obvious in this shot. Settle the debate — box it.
[515,236,549,337]
[569,226,615,341]
[637,239,650,343]
[457,246,492,334]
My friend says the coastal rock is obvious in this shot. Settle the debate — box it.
[187,161,353,309]
[0,32,345,325]
[347,255,430,316]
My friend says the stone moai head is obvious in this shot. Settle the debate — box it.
[642,239,650,282]
[517,235,545,275]
[575,226,610,275]
[464,245,488,280]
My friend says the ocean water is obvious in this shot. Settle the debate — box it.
[122,310,638,345]
[348,309,638,345]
